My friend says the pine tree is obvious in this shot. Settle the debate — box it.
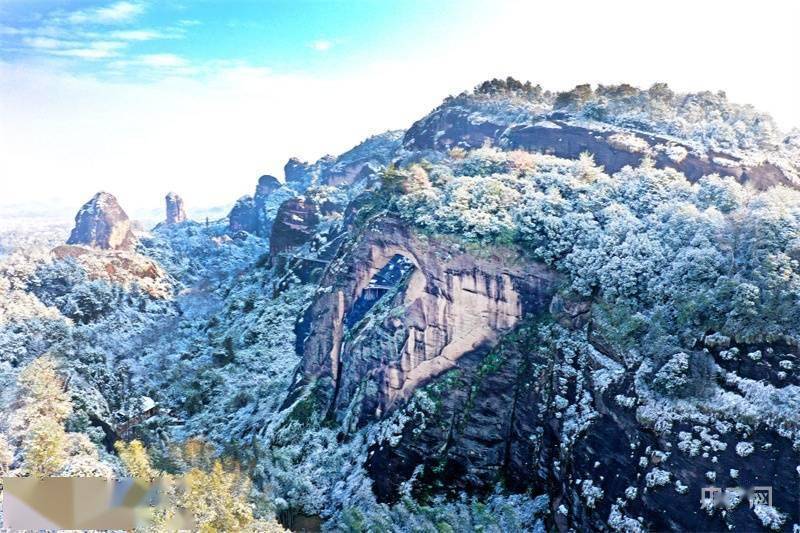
[177,439,289,531]
[115,438,286,531]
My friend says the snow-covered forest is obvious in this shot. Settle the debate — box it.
[1,81,799,532]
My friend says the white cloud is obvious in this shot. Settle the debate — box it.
[90,40,128,51]
[137,53,187,67]
[66,1,145,25]
[108,30,166,41]
[20,37,127,58]
[49,48,119,59]
[21,37,70,49]
[5,3,186,64]
[310,40,332,52]
[0,25,27,36]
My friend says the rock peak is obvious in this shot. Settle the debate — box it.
[165,192,187,225]
[227,174,294,237]
[256,175,282,197]
[283,158,313,192]
[66,191,137,250]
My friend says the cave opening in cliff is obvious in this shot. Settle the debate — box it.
[345,254,416,329]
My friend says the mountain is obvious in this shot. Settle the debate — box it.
[1,79,799,532]
[403,80,798,189]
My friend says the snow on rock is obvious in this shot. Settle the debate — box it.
[66,192,137,250]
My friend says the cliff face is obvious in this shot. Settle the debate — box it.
[295,217,557,427]
[272,83,800,532]
[228,195,257,234]
[268,197,320,255]
[290,211,799,531]
[66,192,137,250]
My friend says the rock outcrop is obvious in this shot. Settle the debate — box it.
[279,131,404,198]
[254,175,283,236]
[51,244,171,299]
[227,175,295,237]
[284,157,313,192]
[66,192,137,250]
[228,195,258,234]
[294,217,557,427]
[269,197,320,255]
[165,192,187,225]
[402,87,799,190]
[319,132,402,188]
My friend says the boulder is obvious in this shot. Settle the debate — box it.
[255,174,281,198]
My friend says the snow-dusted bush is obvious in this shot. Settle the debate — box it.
[753,503,787,531]
[735,441,755,457]
[645,468,670,488]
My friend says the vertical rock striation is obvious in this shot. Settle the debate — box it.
[295,217,557,426]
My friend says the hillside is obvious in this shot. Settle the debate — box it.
[1,79,799,532]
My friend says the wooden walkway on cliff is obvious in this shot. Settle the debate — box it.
[277,252,331,265]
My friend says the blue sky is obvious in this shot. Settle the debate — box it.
[1,1,799,218]
[0,0,480,78]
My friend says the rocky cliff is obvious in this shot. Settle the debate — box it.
[403,81,799,190]
[284,157,314,192]
[269,196,320,255]
[270,81,800,532]
[295,216,557,427]
[227,175,294,237]
[66,192,137,250]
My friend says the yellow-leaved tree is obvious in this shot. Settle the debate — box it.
[18,355,72,476]
[116,438,286,532]
[182,460,253,532]
[115,439,158,481]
